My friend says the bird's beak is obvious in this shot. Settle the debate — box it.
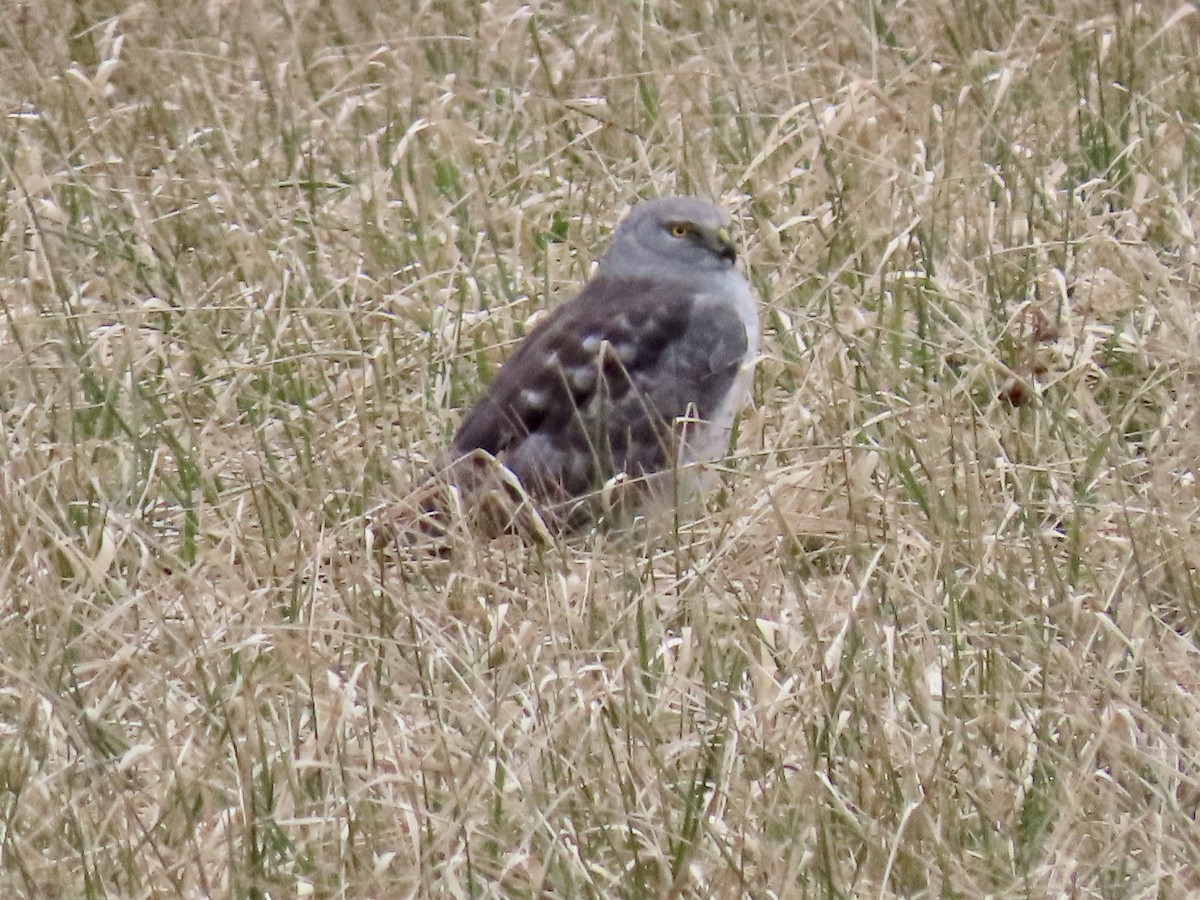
[711,226,737,264]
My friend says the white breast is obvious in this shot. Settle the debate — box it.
[680,270,760,466]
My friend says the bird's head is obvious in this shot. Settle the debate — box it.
[598,196,739,280]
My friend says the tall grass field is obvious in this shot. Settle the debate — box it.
[3,0,1200,895]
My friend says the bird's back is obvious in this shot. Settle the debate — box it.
[450,273,750,520]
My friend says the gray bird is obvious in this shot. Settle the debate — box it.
[441,195,759,531]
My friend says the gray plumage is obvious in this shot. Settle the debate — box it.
[447,196,759,527]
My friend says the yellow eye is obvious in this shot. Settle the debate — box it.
[669,223,691,238]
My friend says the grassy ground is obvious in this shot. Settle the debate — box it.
[3,0,1200,895]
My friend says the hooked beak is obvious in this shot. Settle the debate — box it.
[710,226,737,264]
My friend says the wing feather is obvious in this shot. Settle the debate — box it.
[450,275,748,505]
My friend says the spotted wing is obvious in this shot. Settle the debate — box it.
[450,275,748,505]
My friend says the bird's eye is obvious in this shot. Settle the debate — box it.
[669,223,691,238]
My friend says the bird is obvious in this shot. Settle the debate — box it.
[432,195,759,535]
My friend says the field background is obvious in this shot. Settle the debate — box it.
[4,0,1200,896]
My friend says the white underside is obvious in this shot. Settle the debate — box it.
[679,270,760,468]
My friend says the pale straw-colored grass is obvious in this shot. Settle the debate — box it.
[2,0,1199,895]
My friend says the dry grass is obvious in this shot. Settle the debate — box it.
[3,0,1200,896]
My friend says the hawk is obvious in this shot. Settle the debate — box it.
[439,196,759,533]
